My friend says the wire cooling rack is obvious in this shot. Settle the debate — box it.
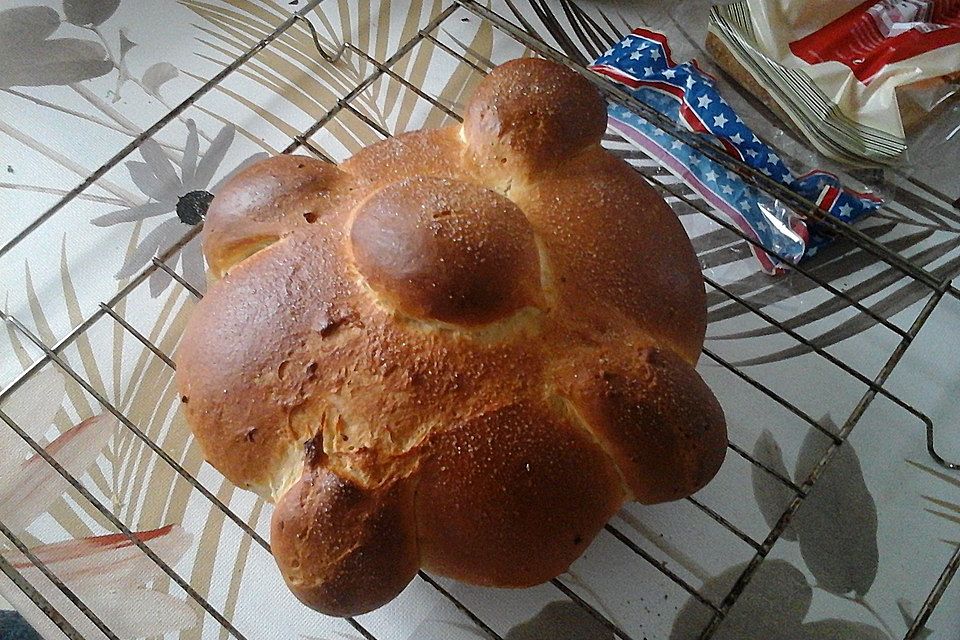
[1,1,959,639]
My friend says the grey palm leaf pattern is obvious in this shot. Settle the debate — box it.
[504,0,627,65]
[508,602,611,639]
[669,559,889,639]
[908,459,960,532]
[668,423,893,638]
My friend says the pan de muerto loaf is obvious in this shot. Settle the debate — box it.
[176,57,727,617]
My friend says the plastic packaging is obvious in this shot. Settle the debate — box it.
[591,29,884,274]
[706,0,960,166]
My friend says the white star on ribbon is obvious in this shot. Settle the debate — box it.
[838,203,853,217]
[644,67,653,76]
[686,76,696,89]
[663,68,676,79]
[705,170,718,182]
[767,152,780,165]
[713,113,728,128]
[650,49,661,61]
[730,132,744,144]
[623,38,634,47]
[726,170,738,180]
[739,201,751,212]
[697,95,713,109]
[629,51,642,60]
[721,184,734,195]
[671,140,683,150]
[745,149,758,158]
[752,134,760,144]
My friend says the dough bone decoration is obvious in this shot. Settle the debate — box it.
[175,57,727,617]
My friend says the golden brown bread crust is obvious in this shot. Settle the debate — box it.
[463,57,609,186]
[416,400,625,587]
[555,343,727,504]
[271,452,420,617]
[176,57,726,617]
[350,176,544,325]
[200,155,360,279]
[520,146,708,363]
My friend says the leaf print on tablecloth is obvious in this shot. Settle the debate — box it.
[91,121,265,296]
[508,601,612,640]
[751,430,797,541]
[0,366,198,639]
[670,559,811,640]
[118,28,136,58]
[0,6,60,41]
[0,366,66,459]
[907,459,960,529]
[800,619,889,639]
[0,526,197,639]
[63,0,120,27]
[793,417,879,597]
[0,413,116,533]
[897,599,934,640]
[669,558,890,639]
[0,7,112,89]
[141,62,178,99]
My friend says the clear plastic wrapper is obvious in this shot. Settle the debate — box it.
[591,29,884,274]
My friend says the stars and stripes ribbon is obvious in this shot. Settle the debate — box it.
[590,29,883,273]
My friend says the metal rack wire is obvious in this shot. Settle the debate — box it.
[1,0,958,638]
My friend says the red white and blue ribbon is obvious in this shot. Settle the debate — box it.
[590,29,883,273]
